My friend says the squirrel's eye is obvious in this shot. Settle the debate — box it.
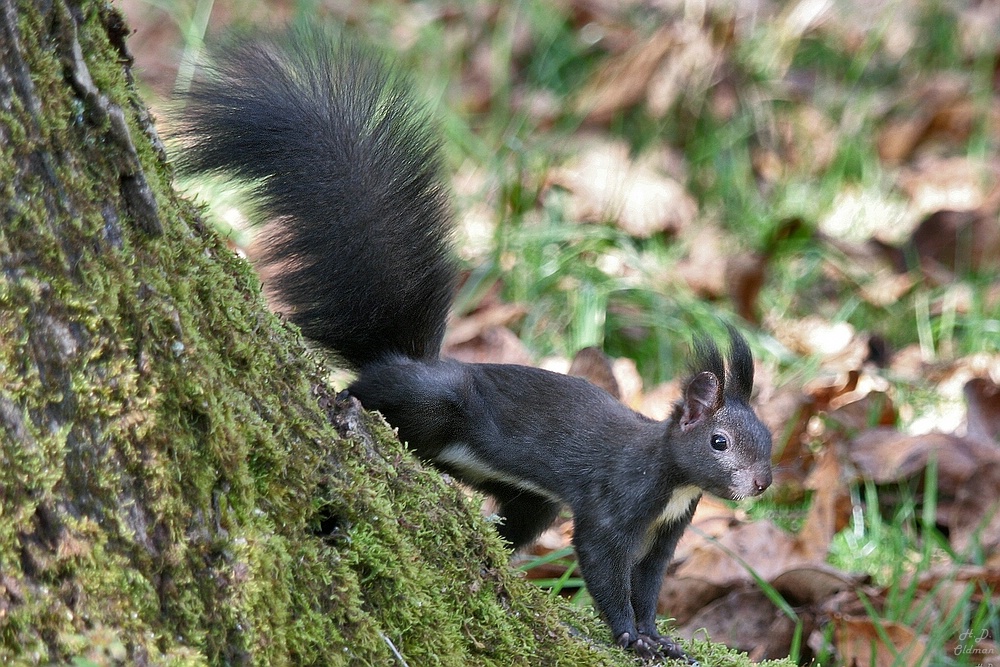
[710,434,728,451]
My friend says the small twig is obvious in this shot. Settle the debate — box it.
[380,632,410,667]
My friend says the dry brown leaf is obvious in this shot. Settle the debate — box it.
[754,385,814,482]
[633,379,683,421]
[575,27,675,124]
[522,516,574,561]
[897,156,1000,215]
[771,564,862,606]
[676,588,803,661]
[675,225,769,323]
[725,252,768,324]
[901,566,1000,641]
[573,19,722,124]
[796,448,851,560]
[876,74,969,164]
[753,105,838,183]
[611,356,644,408]
[655,501,743,625]
[949,460,1000,555]
[444,302,527,348]
[443,325,532,365]
[879,115,934,166]
[823,383,896,434]
[656,577,728,628]
[548,140,698,237]
[675,520,812,587]
[887,343,927,381]
[847,428,988,486]
[671,496,743,564]
[782,318,865,367]
[858,271,916,307]
[965,377,1000,443]
[832,614,928,667]
[568,346,620,399]
[916,563,1000,591]
[800,368,897,442]
[821,187,913,246]
[677,225,728,298]
[803,369,862,409]
[903,209,1000,276]
[646,23,719,118]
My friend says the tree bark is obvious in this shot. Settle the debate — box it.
[0,1,629,664]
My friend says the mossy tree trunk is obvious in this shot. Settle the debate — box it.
[0,0,631,664]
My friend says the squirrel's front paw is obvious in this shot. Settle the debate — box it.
[616,631,699,664]
[644,633,698,665]
[615,632,661,661]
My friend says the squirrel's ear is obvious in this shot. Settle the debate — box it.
[680,371,722,432]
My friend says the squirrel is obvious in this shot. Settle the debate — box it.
[177,28,773,663]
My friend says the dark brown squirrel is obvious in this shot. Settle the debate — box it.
[177,27,773,663]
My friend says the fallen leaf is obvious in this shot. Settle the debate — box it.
[832,614,928,667]
[878,115,934,166]
[575,27,675,123]
[771,564,862,605]
[796,448,851,560]
[783,318,862,363]
[646,22,720,118]
[847,428,985,486]
[876,74,968,164]
[444,302,527,348]
[948,460,1000,555]
[611,356,644,408]
[858,271,915,307]
[904,209,1000,276]
[676,588,803,661]
[633,379,683,421]
[675,520,812,587]
[725,251,768,324]
[675,224,770,323]
[965,377,1000,443]
[568,346,620,399]
[657,576,727,628]
[820,186,912,245]
[444,325,532,365]
[896,156,1000,215]
[753,385,814,482]
[677,225,728,298]
[547,140,699,237]
[753,105,838,183]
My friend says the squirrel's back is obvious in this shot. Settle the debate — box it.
[177,29,457,368]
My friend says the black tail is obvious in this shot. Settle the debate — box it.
[177,28,457,369]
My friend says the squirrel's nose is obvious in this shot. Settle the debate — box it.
[752,470,772,495]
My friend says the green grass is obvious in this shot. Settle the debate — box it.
[827,462,999,666]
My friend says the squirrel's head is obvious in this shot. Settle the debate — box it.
[669,327,773,501]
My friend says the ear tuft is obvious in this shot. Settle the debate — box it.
[680,371,722,431]
[725,325,754,402]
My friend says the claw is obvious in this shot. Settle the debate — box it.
[647,634,696,663]
[616,631,697,663]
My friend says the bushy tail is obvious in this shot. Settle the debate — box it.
[176,28,457,369]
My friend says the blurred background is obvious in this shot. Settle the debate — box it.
[119,0,1000,663]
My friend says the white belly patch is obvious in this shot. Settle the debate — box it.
[655,485,701,527]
